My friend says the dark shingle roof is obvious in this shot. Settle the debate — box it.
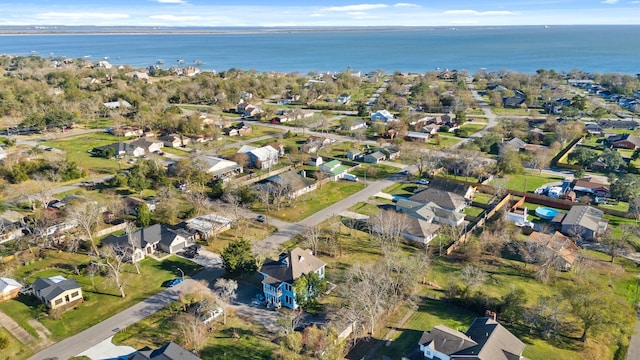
[409,188,466,210]
[33,277,81,302]
[130,341,202,360]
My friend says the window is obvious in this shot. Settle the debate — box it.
[285,295,292,305]
[71,291,79,298]
[55,299,63,305]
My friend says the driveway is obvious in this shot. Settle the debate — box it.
[229,280,283,334]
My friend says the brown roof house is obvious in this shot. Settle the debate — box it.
[259,248,326,309]
[407,316,526,360]
[526,231,580,270]
[606,133,640,150]
[0,277,22,302]
[573,178,610,198]
[32,276,83,310]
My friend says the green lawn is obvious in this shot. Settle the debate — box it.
[42,132,128,174]
[425,135,461,150]
[473,192,496,205]
[161,146,191,156]
[496,172,565,192]
[113,303,277,359]
[463,206,485,217]
[383,182,419,196]
[204,220,276,254]
[460,123,486,134]
[0,327,32,360]
[0,251,202,342]
[350,164,403,180]
[348,202,381,216]
[263,181,365,222]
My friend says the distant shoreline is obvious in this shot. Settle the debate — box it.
[0,24,636,36]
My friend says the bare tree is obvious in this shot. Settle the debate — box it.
[66,200,103,255]
[343,263,390,336]
[175,312,209,355]
[368,210,410,253]
[98,244,127,298]
[459,264,487,294]
[214,278,238,325]
[303,226,323,256]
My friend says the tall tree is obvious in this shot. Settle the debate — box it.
[66,200,103,255]
[221,239,258,275]
[293,271,327,310]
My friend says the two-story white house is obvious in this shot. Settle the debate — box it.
[259,248,326,309]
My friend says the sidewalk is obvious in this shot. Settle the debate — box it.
[0,310,35,344]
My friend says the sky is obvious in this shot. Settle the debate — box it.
[1,1,640,27]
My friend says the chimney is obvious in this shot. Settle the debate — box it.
[485,309,497,321]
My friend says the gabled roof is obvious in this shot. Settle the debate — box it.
[102,224,163,250]
[409,188,466,211]
[462,317,525,360]
[366,151,386,160]
[131,341,202,360]
[574,178,609,191]
[403,217,440,241]
[503,137,527,151]
[0,277,22,293]
[260,247,326,285]
[428,179,475,198]
[263,170,315,193]
[419,325,477,356]
[248,145,279,161]
[562,205,607,232]
[419,318,525,360]
[607,133,640,146]
[527,231,580,266]
[33,276,81,302]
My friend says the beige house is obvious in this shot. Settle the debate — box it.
[0,277,22,302]
[32,276,83,310]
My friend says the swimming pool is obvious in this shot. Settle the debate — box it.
[535,207,560,220]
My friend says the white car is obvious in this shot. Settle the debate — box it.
[415,179,429,185]
[200,307,223,324]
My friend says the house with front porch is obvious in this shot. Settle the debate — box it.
[237,145,280,169]
[259,248,326,309]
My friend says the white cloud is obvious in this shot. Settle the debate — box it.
[444,9,513,16]
[148,14,200,21]
[323,4,388,12]
[155,0,187,4]
[35,12,130,20]
[394,3,419,7]
[601,0,618,3]
[348,12,367,15]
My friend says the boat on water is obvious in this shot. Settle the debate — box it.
[177,59,185,65]
[156,59,165,64]
[194,60,202,65]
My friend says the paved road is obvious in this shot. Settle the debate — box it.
[253,176,399,255]
[28,282,187,360]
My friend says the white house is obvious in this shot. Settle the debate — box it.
[197,156,243,180]
[371,109,397,123]
[238,145,280,169]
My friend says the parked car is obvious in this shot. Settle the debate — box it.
[415,179,429,185]
[256,214,266,222]
[200,307,223,324]
[166,277,184,287]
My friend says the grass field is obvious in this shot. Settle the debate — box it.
[0,251,202,342]
[497,172,565,192]
[42,132,127,175]
[113,305,277,359]
[262,181,365,222]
